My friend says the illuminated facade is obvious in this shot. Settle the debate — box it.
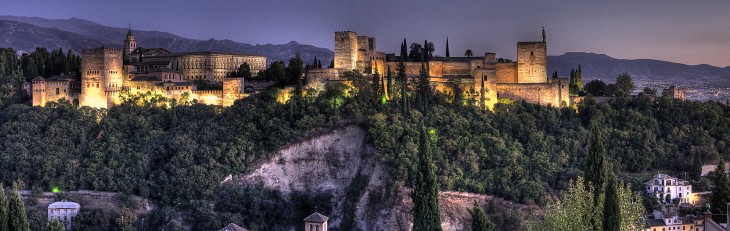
[323,28,570,109]
[32,28,267,108]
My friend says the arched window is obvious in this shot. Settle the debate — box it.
[56,88,59,95]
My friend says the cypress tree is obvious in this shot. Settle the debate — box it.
[711,158,730,214]
[412,127,442,231]
[603,174,621,231]
[0,186,7,231]
[401,39,408,62]
[585,125,606,205]
[387,66,393,100]
[372,68,381,100]
[470,201,493,231]
[445,37,450,58]
[8,186,28,231]
[417,62,430,111]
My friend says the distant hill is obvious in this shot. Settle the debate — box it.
[2,16,729,83]
[0,16,333,64]
[548,52,730,83]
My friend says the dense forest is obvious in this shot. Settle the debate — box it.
[1,47,730,230]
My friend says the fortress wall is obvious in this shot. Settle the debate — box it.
[496,63,518,83]
[516,42,547,83]
[474,69,499,110]
[428,61,443,77]
[306,68,340,90]
[497,78,568,107]
[442,61,471,76]
[192,90,223,105]
[44,81,75,104]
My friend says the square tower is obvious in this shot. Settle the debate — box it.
[334,31,358,71]
[80,47,123,108]
[516,41,547,83]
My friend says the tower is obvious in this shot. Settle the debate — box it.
[516,28,548,83]
[124,27,136,61]
[334,31,358,71]
[80,47,123,108]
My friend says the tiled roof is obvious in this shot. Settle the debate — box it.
[303,212,329,223]
[219,223,248,231]
[131,76,161,82]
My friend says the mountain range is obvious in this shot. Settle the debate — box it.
[0,16,334,65]
[1,15,729,84]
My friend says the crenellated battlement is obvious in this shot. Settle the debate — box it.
[83,47,122,54]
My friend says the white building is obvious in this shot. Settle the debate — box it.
[645,173,693,204]
[48,200,81,230]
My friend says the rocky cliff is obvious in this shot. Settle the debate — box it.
[241,125,530,231]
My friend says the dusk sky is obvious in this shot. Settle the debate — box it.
[2,0,730,67]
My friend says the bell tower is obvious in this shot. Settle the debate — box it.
[123,26,136,63]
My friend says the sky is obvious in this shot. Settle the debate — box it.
[2,0,730,67]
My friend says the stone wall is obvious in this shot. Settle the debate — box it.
[192,90,223,105]
[496,63,517,83]
[81,48,121,108]
[496,78,569,107]
[473,69,499,110]
[442,61,471,76]
[334,31,358,70]
[516,42,547,83]
[223,77,244,107]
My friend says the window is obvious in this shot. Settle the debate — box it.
[56,88,59,95]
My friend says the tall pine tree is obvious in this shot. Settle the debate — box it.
[585,125,607,205]
[603,174,621,231]
[711,158,730,214]
[8,186,28,231]
[470,201,493,231]
[412,127,442,231]
[0,186,7,231]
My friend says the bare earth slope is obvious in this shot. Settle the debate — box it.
[242,125,527,230]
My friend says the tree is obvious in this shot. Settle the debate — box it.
[8,186,29,231]
[0,186,7,231]
[464,49,473,57]
[386,66,393,100]
[603,174,621,231]
[445,37,450,58]
[412,127,442,231]
[401,39,408,62]
[409,43,424,62]
[286,53,304,86]
[470,201,493,231]
[228,62,252,79]
[47,220,64,231]
[569,66,583,95]
[711,158,730,214]
[541,177,643,231]
[584,79,608,97]
[417,63,431,111]
[585,125,606,206]
[614,72,635,97]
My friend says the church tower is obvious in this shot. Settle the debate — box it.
[124,27,136,63]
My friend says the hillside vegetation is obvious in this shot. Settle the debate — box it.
[0,73,729,229]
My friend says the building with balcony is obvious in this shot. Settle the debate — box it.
[645,173,694,204]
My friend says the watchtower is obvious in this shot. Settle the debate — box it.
[80,47,123,108]
[516,28,547,83]
[334,31,358,71]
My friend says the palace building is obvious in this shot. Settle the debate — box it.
[32,28,267,108]
[308,28,570,109]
